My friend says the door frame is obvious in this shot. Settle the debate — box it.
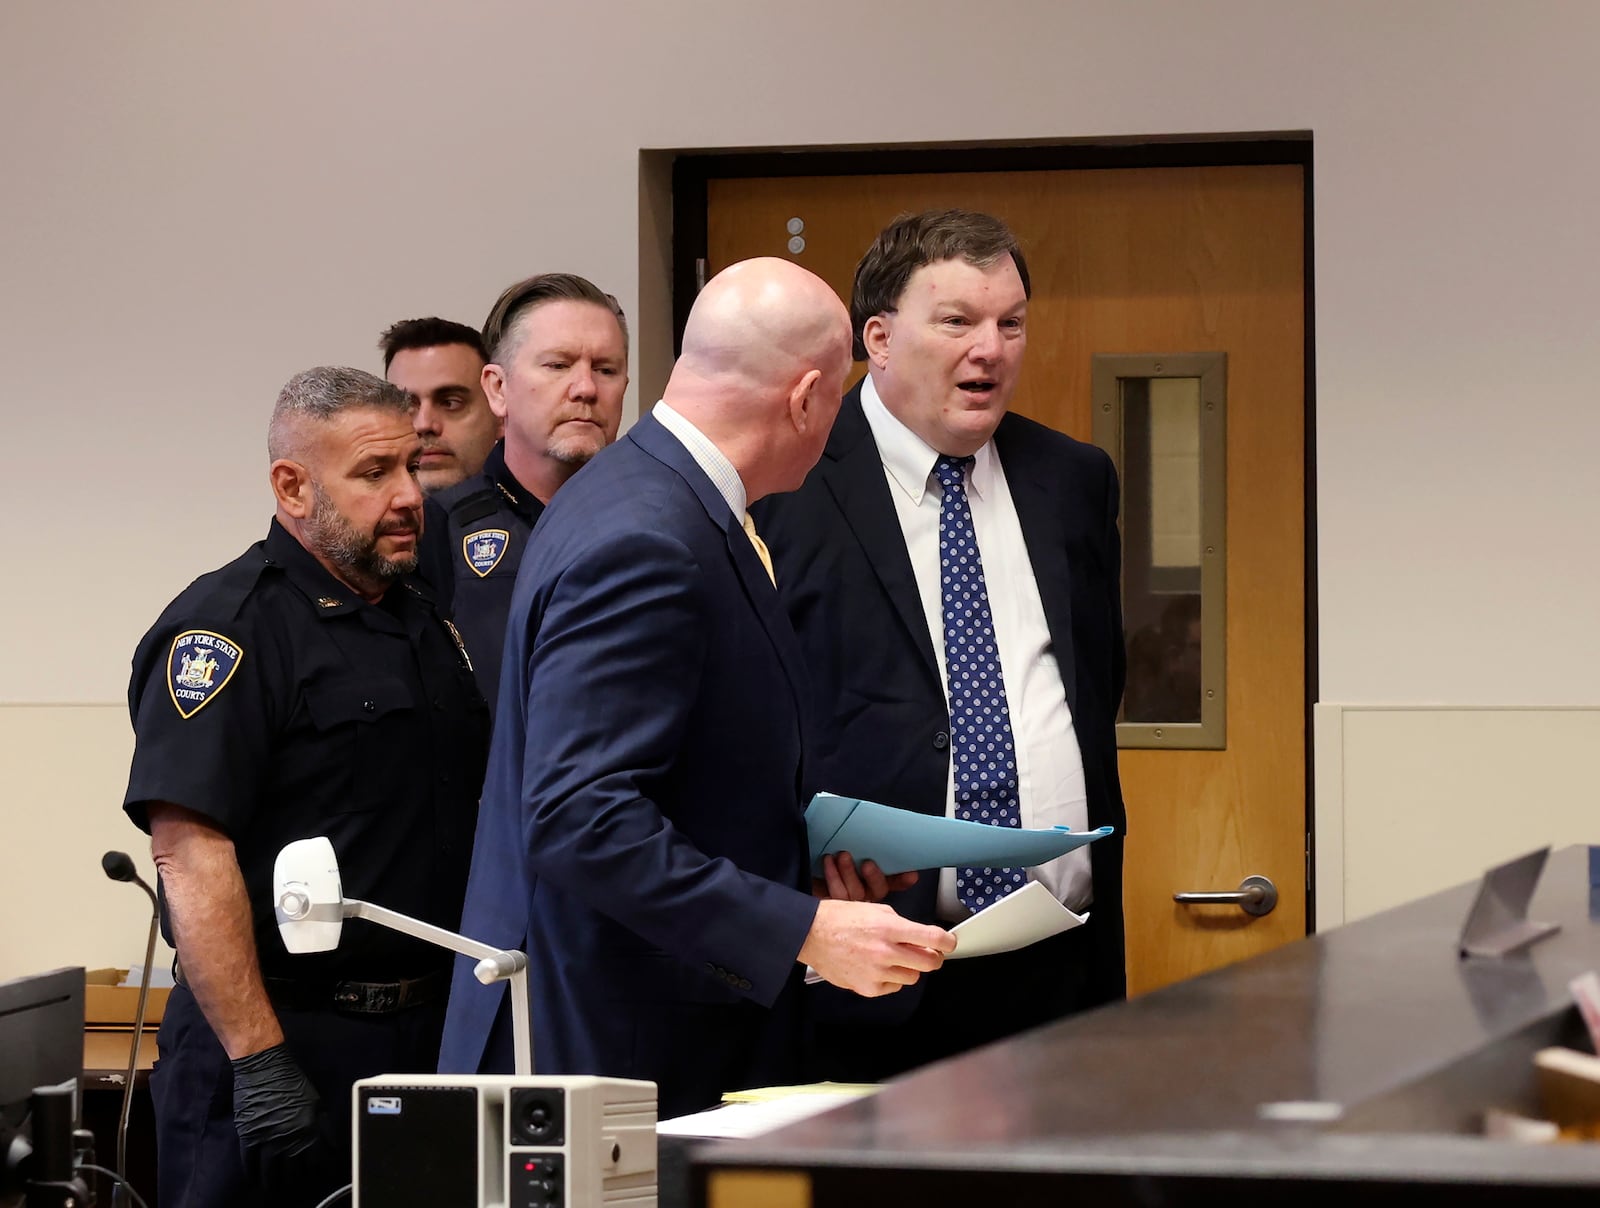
[662,133,1322,930]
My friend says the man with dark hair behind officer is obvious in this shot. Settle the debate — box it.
[122,366,490,1207]
[379,316,500,497]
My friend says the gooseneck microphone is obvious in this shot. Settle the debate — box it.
[101,850,160,1208]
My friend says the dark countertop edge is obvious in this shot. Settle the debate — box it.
[690,1131,1600,1183]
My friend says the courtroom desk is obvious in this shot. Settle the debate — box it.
[693,845,1600,1206]
[83,1029,159,1207]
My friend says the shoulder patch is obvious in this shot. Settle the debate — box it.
[167,630,244,718]
[463,529,510,578]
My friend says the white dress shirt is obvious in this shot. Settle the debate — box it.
[653,400,746,520]
[860,376,1092,919]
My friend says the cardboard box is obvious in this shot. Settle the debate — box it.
[84,969,169,1027]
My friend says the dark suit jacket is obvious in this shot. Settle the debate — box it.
[754,383,1128,1024]
[437,413,820,1118]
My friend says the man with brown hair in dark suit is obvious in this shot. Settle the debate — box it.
[755,209,1128,1080]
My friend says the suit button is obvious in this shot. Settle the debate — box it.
[933,731,949,750]
[363,700,376,713]
[737,978,752,992]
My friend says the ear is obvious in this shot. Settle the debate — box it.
[787,368,823,433]
[862,313,892,369]
[270,459,315,519]
[483,363,509,420]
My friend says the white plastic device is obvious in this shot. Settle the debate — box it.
[272,836,535,1074]
[352,1074,657,1208]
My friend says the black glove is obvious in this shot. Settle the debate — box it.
[231,1043,338,1197]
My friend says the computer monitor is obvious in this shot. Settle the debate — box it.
[0,967,85,1208]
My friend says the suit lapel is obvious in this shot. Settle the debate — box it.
[995,416,1079,715]
[720,513,812,711]
[820,387,942,687]
[627,415,813,734]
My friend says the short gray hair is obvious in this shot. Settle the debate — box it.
[268,366,414,460]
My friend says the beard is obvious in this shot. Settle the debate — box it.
[306,483,419,592]
[547,429,606,467]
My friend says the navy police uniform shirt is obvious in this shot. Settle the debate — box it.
[122,519,491,983]
[422,441,543,711]
[418,494,456,620]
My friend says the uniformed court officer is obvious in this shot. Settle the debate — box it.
[423,272,628,708]
[123,366,490,1208]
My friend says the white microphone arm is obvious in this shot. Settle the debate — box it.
[340,897,532,1076]
[273,837,533,1075]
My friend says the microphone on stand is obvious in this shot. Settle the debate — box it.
[101,851,160,1208]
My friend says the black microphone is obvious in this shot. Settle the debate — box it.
[101,850,160,1208]
[100,851,139,884]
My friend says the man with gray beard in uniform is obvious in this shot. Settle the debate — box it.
[122,367,489,1207]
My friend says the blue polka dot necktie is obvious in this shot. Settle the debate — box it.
[935,454,1027,913]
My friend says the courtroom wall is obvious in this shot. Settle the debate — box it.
[1,0,1596,977]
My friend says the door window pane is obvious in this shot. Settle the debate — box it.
[1091,354,1227,749]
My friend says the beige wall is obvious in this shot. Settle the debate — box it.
[1315,706,1600,926]
[0,706,173,977]
[2,0,1598,977]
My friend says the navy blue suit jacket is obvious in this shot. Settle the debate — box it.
[753,384,1129,1024]
[438,414,821,1117]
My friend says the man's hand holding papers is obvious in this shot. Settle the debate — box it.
[798,900,956,997]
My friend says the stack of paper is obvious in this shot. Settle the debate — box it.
[656,1083,879,1139]
[948,880,1089,958]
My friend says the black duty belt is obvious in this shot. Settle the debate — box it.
[173,959,449,1016]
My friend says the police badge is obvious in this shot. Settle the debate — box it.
[462,528,510,578]
[443,618,474,673]
[167,630,243,718]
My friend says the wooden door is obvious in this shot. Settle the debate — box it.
[706,164,1305,995]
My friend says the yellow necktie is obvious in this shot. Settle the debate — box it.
[742,512,775,586]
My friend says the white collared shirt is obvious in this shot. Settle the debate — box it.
[860,375,1091,918]
[653,400,746,520]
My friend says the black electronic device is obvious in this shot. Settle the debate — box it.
[0,967,92,1208]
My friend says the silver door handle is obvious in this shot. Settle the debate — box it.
[1173,874,1278,917]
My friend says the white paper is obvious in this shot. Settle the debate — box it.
[800,883,1085,987]
[657,1090,869,1138]
[948,880,1087,959]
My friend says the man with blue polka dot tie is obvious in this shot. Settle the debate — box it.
[755,209,1129,1082]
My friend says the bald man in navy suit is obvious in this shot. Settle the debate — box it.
[439,257,954,1117]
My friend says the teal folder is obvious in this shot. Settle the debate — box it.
[806,791,1113,877]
